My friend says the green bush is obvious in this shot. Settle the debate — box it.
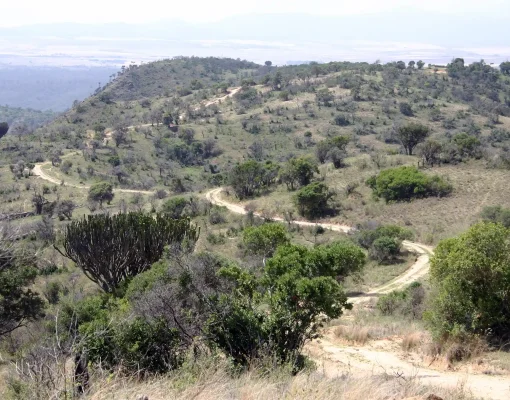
[377,282,424,319]
[162,197,188,218]
[242,223,290,257]
[66,295,183,374]
[366,166,452,202]
[355,223,413,262]
[294,182,334,219]
[425,222,510,341]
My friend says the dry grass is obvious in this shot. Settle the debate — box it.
[84,358,476,400]
[402,332,426,352]
[333,325,370,345]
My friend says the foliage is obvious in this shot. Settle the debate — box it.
[426,223,510,342]
[453,133,481,158]
[242,223,290,257]
[88,182,114,207]
[294,182,335,219]
[128,243,363,368]
[0,240,44,336]
[377,282,425,319]
[480,205,510,228]
[280,157,319,190]
[58,212,199,292]
[162,197,189,219]
[399,102,413,116]
[355,223,413,262]
[366,166,452,202]
[397,123,430,155]
[315,136,349,165]
[229,160,278,199]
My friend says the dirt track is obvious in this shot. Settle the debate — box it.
[206,187,433,299]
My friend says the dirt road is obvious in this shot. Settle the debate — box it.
[32,159,154,195]
[206,187,432,298]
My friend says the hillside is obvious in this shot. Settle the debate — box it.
[2,56,510,399]
[0,105,58,130]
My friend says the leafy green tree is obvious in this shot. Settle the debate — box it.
[396,61,406,70]
[264,61,272,67]
[366,166,452,202]
[426,223,510,341]
[397,123,430,155]
[280,157,319,190]
[88,182,114,207]
[316,136,349,164]
[242,223,290,258]
[0,122,9,140]
[315,88,334,107]
[229,160,266,199]
[58,212,199,292]
[294,182,334,219]
[408,61,416,69]
[417,60,425,70]
[0,241,44,336]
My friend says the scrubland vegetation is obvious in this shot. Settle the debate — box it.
[1,56,510,399]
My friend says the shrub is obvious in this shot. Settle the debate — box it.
[426,223,510,342]
[366,166,452,202]
[399,102,413,116]
[480,205,510,228]
[88,182,114,207]
[377,282,425,319]
[64,296,183,374]
[356,223,413,262]
[242,223,290,257]
[280,157,319,190]
[162,197,188,218]
[128,244,365,369]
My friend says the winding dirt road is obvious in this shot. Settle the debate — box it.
[206,187,433,301]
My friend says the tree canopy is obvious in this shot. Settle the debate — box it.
[427,222,510,341]
[88,182,114,207]
[397,123,430,155]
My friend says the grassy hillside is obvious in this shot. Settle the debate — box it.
[1,56,510,399]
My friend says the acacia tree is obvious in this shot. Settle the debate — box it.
[58,212,199,292]
[88,182,114,207]
[397,123,430,155]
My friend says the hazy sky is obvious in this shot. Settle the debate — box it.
[3,0,510,26]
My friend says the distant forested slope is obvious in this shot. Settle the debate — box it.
[0,105,58,129]
[0,66,118,111]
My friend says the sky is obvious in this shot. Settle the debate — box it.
[3,0,510,26]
